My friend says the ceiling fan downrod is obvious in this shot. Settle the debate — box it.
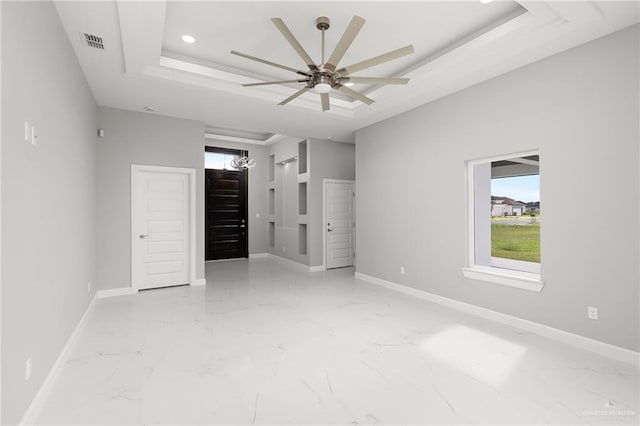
[316,16,330,67]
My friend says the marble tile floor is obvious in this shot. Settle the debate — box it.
[35,259,639,425]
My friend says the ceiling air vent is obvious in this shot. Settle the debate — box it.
[81,33,104,50]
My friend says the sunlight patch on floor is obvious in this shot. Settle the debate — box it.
[422,325,527,386]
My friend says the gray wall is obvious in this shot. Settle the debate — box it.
[96,107,204,289]
[355,25,639,351]
[204,138,268,256]
[308,139,356,267]
[1,1,98,423]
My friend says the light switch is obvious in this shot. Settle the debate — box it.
[24,121,31,142]
[31,126,37,145]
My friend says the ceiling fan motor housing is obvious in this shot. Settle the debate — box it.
[311,72,339,89]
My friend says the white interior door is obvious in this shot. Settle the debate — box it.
[132,166,192,290]
[326,181,354,269]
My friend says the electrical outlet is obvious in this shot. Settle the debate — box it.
[256,213,260,218]
[25,357,32,381]
[400,266,405,275]
[588,306,598,320]
[282,246,286,253]
[87,281,91,293]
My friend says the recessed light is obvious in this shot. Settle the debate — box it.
[144,106,155,111]
[181,34,196,44]
[344,82,354,87]
[480,0,494,4]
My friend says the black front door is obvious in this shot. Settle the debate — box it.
[205,168,248,260]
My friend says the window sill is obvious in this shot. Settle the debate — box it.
[461,266,544,292]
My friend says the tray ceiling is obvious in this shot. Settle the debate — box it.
[53,1,639,142]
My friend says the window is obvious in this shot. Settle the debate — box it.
[463,151,543,292]
[204,147,246,170]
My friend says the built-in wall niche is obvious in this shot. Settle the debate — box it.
[268,188,275,215]
[298,224,307,255]
[298,182,307,215]
[269,222,275,248]
[298,140,307,174]
[280,157,298,228]
[268,154,275,182]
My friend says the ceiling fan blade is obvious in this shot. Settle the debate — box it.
[336,45,415,75]
[271,18,319,71]
[324,15,366,71]
[231,50,309,76]
[279,87,311,106]
[341,77,410,85]
[321,93,330,111]
[243,79,308,87]
[337,86,374,105]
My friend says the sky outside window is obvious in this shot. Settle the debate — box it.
[491,175,539,202]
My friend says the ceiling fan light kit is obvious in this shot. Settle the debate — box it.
[231,15,414,112]
[314,83,332,94]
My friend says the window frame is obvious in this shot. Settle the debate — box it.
[462,150,544,292]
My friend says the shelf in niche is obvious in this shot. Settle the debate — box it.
[297,172,309,183]
[298,182,307,215]
[268,188,275,215]
[297,215,308,224]
[298,223,307,255]
[268,181,275,189]
[298,140,307,174]
[268,222,275,248]
[268,154,275,181]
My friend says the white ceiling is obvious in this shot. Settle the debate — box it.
[54,1,639,143]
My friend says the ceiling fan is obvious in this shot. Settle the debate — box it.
[231,15,415,112]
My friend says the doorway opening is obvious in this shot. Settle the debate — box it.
[205,147,249,260]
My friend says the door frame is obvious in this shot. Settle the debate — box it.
[131,164,197,291]
[204,146,249,261]
[322,179,356,270]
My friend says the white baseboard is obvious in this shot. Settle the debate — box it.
[95,287,136,299]
[249,253,269,259]
[309,265,326,272]
[354,272,640,366]
[191,278,206,287]
[19,295,97,425]
[21,286,143,423]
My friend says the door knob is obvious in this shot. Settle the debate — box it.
[139,234,149,239]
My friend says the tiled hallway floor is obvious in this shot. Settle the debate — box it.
[35,259,638,425]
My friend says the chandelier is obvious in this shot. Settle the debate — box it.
[231,156,256,170]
